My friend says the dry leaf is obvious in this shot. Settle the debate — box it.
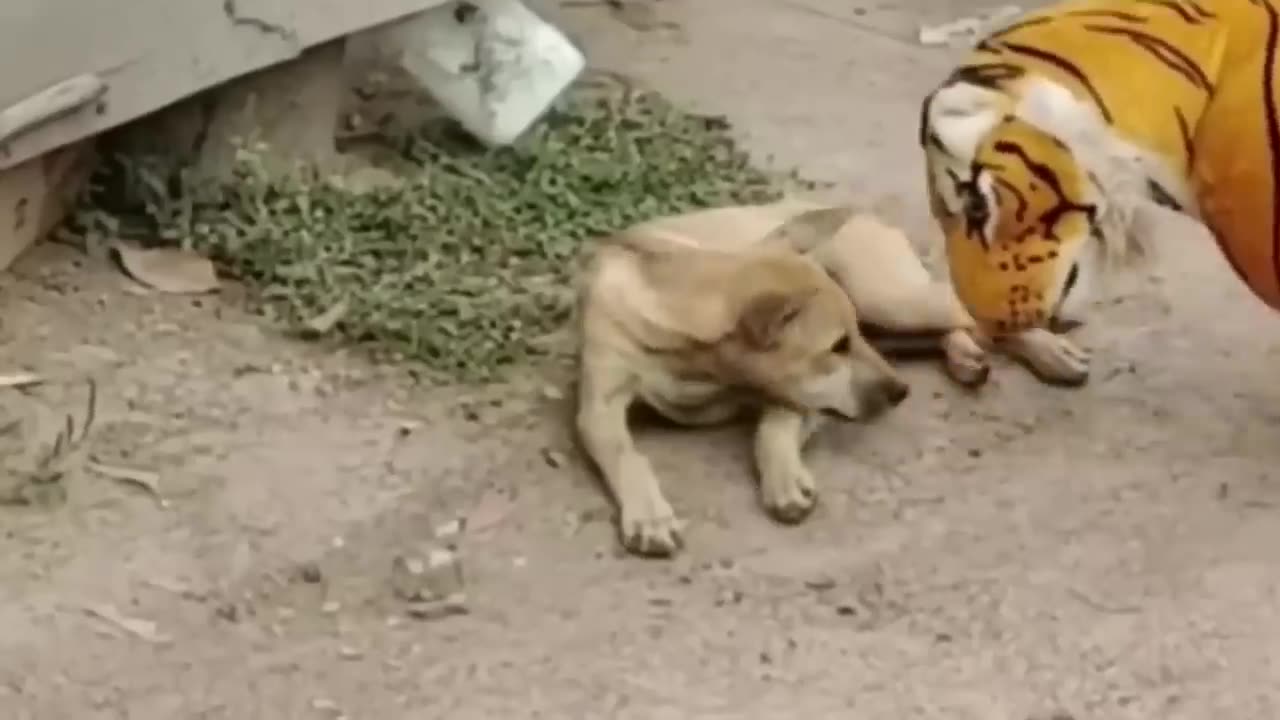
[434,518,464,539]
[87,460,167,507]
[467,487,516,535]
[82,603,172,644]
[112,242,220,294]
[405,592,469,621]
[303,299,349,335]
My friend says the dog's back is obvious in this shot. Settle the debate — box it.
[627,199,826,253]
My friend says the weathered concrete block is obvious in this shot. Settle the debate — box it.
[0,139,94,270]
[353,0,585,147]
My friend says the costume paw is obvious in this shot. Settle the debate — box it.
[1003,328,1091,387]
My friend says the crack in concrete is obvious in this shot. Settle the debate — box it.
[222,0,299,43]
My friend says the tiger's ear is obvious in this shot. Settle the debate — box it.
[1015,78,1108,149]
[927,82,1005,159]
[759,206,855,255]
[736,290,809,350]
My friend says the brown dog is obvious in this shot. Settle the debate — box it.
[575,199,1082,557]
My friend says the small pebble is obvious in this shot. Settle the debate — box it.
[339,646,363,660]
[804,575,836,591]
[542,449,567,469]
[406,592,469,621]
[297,563,324,584]
[714,589,744,607]
[434,519,464,539]
[390,548,464,601]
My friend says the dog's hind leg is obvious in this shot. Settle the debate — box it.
[854,282,974,334]
[754,406,825,524]
[576,356,684,558]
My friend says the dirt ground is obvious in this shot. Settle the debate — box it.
[5,0,1280,718]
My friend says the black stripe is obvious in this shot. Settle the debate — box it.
[985,16,1051,41]
[1261,0,1280,293]
[997,41,1114,123]
[1175,106,1194,167]
[994,176,1029,222]
[918,92,935,148]
[1184,0,1217,20]
[1135,0,1200,23]
[946,62,1026,89]
[991,140,1096,243]
[1084,25,1213,91]
[1146,179,1183,211]
[1066,9,1148,23]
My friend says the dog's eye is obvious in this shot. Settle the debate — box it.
[830,334,851,354]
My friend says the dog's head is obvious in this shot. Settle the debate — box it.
[717,207,911,420]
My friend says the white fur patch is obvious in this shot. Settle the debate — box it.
[927,83,1006,162]
[924,83,1006,217]
[1012,79,1107,148]
[976,169,999,244]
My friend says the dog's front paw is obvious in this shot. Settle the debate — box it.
[941,330,991,388]
[619,495,684,558]
[1004,328,1091,387]
[761,463,818,524]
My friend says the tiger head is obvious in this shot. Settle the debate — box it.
[921,80,1133,337]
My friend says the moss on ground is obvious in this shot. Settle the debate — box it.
[71,83,815,383]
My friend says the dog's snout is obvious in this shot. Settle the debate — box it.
[880,379,911,407]
[883,379,910,406]
[856,377,910,417]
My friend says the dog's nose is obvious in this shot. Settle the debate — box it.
[882,379,910,406]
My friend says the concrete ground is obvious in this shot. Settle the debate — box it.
[4,0,1280,717]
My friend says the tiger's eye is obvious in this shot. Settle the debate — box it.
[963,191,987,223]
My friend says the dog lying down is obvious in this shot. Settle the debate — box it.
[575,199,1089,557]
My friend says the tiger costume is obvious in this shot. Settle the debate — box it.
[919,0,1280,343]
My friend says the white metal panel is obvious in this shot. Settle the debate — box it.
[0,0,447,171]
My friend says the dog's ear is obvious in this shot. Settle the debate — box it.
[737,290,809,350]
[759,206,856,255]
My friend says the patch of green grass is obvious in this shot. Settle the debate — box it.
[74,84,815,383]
